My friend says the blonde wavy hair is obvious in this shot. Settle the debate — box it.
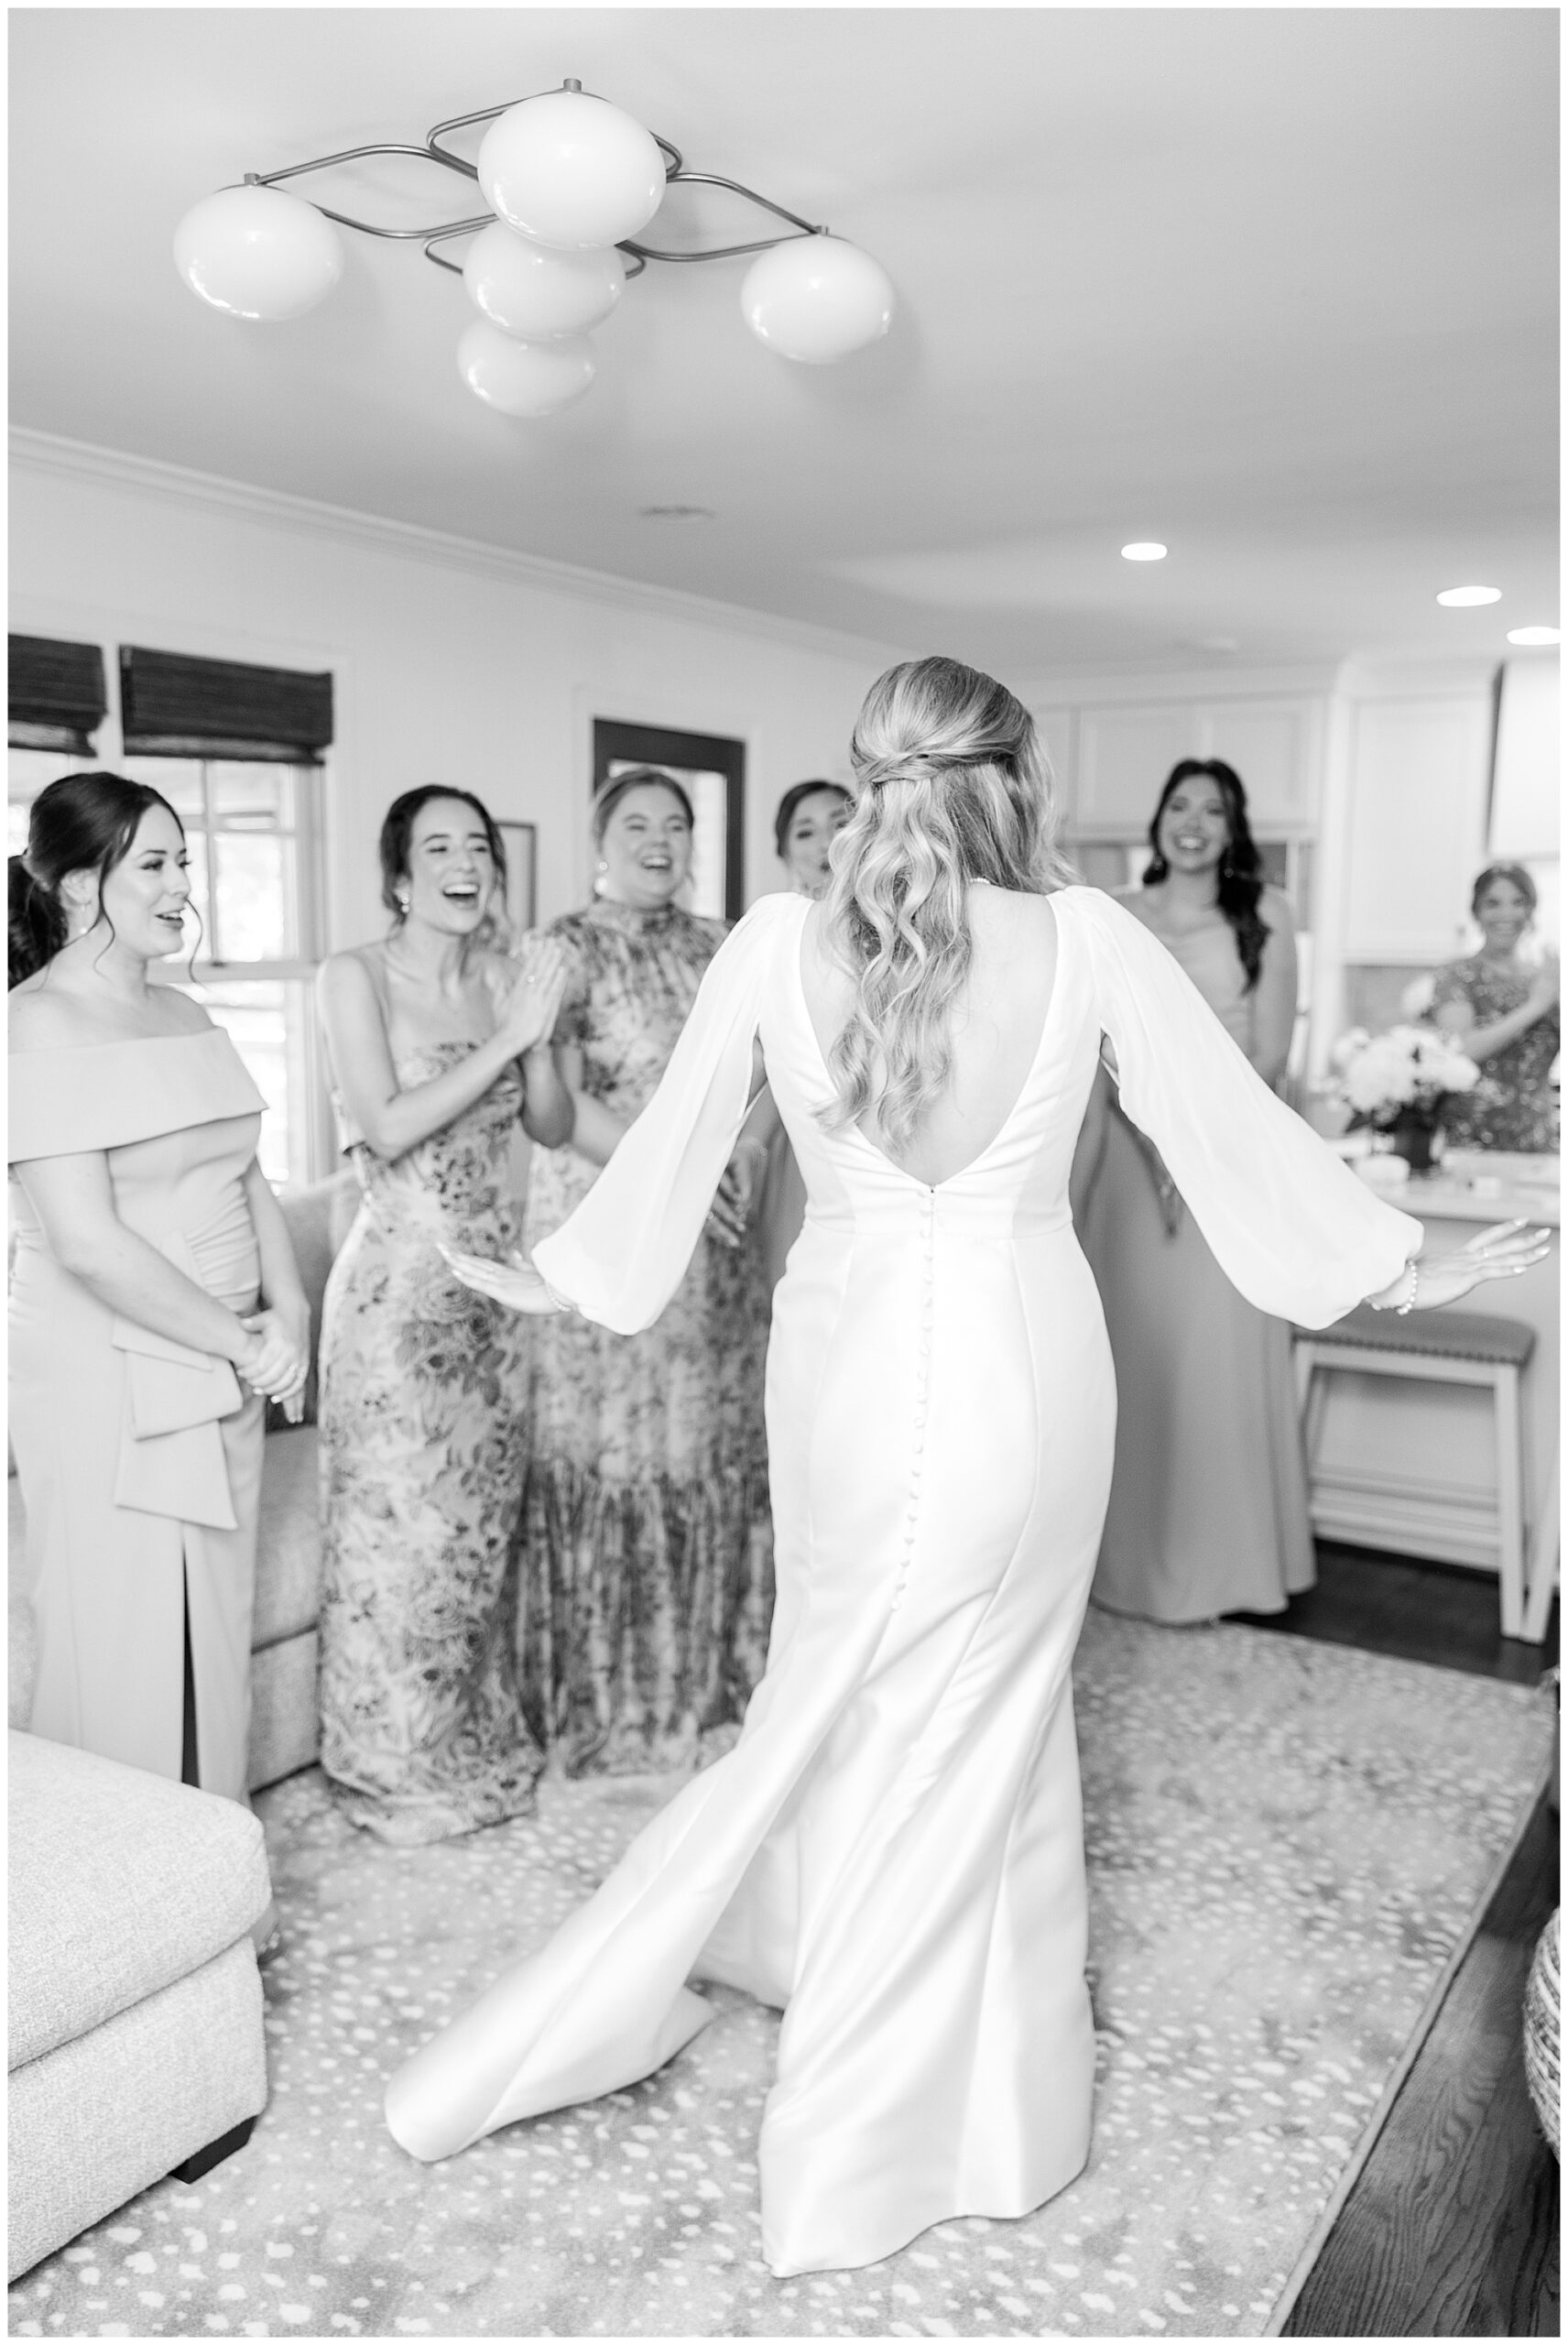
[817,655,1073,1151]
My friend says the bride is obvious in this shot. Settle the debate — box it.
[384,656,1546,2276]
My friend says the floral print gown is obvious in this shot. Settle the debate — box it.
[1432,957,1560,1153]
[319,1024,542,1844]
[520,899,775,1774]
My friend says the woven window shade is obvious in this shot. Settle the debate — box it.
[8,635,109,756]
[120,645,334,765]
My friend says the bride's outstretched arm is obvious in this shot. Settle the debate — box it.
[452,896,802,1335]
[1076,889,1552,1325]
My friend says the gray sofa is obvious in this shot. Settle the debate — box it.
[5,1173,356,2279]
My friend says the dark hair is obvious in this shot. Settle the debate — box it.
[1143,758,1268,990]
[9,771,182,988]
[591,768,695,842]
[1470,861,1538,919]
[379,786,506,922]
[774,779,854,859]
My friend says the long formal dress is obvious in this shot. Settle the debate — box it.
[385,887,1419,2274]
[1432,956,1560,1152]
[518,898,774,1773]
[318,1012,542,1846]
[1081,913,1316,1623]
[8,1030,267,1801]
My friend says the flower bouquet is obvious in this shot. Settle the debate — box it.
[1329,1022,1480,1172]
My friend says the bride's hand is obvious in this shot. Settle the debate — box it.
[440,1244,572,1314]
[1400,1220,1552,1309]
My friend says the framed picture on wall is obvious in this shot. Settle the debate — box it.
[592,719,746,922]
[497,820,537,937]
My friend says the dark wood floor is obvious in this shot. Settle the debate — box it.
[1235,1541,1560,2340]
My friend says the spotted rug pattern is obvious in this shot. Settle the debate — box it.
[10,1616,1551,2340]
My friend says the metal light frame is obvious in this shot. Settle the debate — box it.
[241,78,826,285]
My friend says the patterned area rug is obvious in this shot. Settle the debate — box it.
[9,1616,1551,2341]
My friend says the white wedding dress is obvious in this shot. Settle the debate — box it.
[385,885,1419,2275]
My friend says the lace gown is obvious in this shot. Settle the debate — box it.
[518,899,774,1772]
[1082,911,1317,1623]
[385,888,1420,2275]
[1432,956,1560,1152]
[318,1038,541,1845]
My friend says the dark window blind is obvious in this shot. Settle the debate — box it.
[120,646,333,765]
[8,635,108,756]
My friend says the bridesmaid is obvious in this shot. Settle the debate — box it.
[518,767,775,1774]
[757,780,854,1289]
[315,787,570,1845]
[1073,758,1312,1623]
[1432,862,1560,1153]
[8,773,309,1801]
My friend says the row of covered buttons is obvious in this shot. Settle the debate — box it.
[892,1189,936,1611]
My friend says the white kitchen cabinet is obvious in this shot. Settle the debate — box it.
[1341,693,1492,964]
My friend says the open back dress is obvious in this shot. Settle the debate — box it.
[385,886,1420,2276]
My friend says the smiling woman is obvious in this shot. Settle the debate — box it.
[312,785,575,1845]
[7,770,310,1804]
[512,768,777,1773]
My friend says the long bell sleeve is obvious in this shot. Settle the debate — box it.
[532,894,800,1334]
[1070,887,1421,1327]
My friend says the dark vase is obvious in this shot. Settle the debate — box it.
[1387,1108,1440,1174]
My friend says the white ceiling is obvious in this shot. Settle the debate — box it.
[9,6,1559,677]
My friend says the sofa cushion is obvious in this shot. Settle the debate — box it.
[7,1939,266,2285]
[252,1424,322,1649]
[248,1631,321,1794]
[7,1732,272,2072]
[268,1172,357,1430]
[8,1474,35,1729]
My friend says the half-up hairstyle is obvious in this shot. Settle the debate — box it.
[9,771,181,989]
[818,656,1074,1151]
[1143,758,1268,990]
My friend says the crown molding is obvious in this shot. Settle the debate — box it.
[9,428,909,673]
[1018,660,1345,706]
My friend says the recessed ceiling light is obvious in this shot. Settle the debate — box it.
[1195,635,1239,654]
[1507,626,1561,647]
[1435,584,1501,606]
[1121,541,1167,562]
[639,504,716,522]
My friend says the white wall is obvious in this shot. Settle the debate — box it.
[9,432,906,952]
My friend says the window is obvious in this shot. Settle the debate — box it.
[7,747,327,1186]
[592,720,746,921]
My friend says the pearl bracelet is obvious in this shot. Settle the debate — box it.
[1394,1258,1421,1314]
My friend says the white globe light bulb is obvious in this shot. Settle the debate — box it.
[740,235,895,365]
[456,319,596,416]
[173,184,344,321]
[477,87,666,251]
[463,221,625,340]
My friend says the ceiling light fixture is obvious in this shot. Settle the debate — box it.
[1121,542,1168,562]
[1435,584,1502,607]
[639,504,716,521]
[1506,626,1560,647]
[173,80,896,417]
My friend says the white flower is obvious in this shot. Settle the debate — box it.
[1400,973,1437,1020]
[1332,1021,1479,1117]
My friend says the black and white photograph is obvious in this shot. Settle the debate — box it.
[6,7,1559,2340]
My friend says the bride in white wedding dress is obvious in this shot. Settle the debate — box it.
[384,657,1547,2277]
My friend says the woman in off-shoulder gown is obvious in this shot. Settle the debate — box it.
[9,774,309,1803]
[385,660,1544,2277]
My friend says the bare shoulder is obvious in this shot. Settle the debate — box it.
[150,985,214,1034]
[1258,884,1296,935]
[7,981,91,1053]
[318,943,384,1005]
